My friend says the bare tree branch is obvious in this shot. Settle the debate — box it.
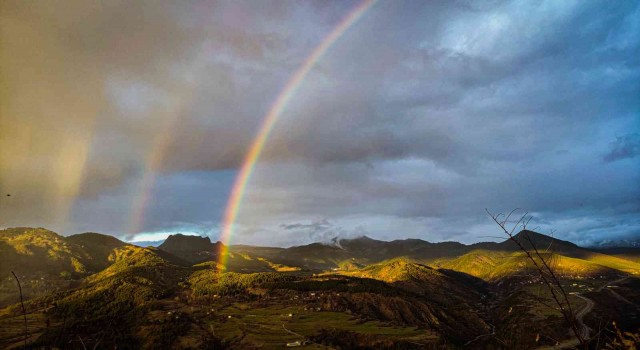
[11,271,28,348]
[486,209,587,348]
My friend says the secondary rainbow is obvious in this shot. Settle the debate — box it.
[217,0,377,269]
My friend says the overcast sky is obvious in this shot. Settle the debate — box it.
[1,0,638,247]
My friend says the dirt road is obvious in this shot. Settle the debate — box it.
[573,294,594,339]
[596,276,628,292]
[537,276,630,349]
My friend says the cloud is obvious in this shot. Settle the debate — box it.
[277,219,366,246]
[0,0,352,231]
[1,1,638,246]
[232,1,640,244]
[604,133,640,162]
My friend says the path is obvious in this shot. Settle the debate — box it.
[282,323,306,339]
[537,276,630,349]
[596,276,628,293]
[573,294,594,339]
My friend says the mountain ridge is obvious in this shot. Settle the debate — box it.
[1,226,639,349]
[2,227,639,279]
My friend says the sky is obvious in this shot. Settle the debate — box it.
[1,0,638,247]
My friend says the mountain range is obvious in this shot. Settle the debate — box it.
[0,227,639,349]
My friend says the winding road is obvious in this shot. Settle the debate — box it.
[281,323,305,340]
[538,276,630,349]
[572,294,594,339]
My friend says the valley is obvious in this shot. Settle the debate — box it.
[0,227,639,349]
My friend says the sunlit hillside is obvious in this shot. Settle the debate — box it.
[0,227,639,348]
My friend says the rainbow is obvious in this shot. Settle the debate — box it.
[127,79,204,236]
[217,0,377,269]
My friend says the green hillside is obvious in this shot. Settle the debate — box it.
[66,232,139,271]
[0,228,90,307]
[0,227,89,277]
[2,247,192,349]
[0,227,638,348]
[433,249,640,281]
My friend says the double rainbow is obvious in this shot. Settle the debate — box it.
[217,0,377,269]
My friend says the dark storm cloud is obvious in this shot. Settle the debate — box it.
[604,133,640,162]
[1,1,638,245]
[235,0,640,245]
[0,0,358,233]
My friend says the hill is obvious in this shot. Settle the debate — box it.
[339,257,488,297]
[0,228,92,307]
[66,232,140,271]
[230,230,640,278]
[0,227,89,277]
[431,231,640,280]
[1,227,639,348]
[0,228,177,308]
[158,234,220,264]
[13,247,192,349]
[593,247,640,264]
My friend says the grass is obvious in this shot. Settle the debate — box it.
[0,312,50,349]
[209,303,436,349]
[432,249,640,281]
[582,253,640,275]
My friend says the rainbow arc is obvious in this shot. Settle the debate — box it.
[217,0,377,269]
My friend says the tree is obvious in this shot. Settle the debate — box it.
[487,208,588,349]
[11,271,28,348]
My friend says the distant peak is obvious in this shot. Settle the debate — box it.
[513,230,556,241]
[344,235,378,243]
[159,234,214,252]
[67,232,126,246]
[158,234,218,264]
[509,230,578,249]
[165,233,211,243]
[356,235,374,240]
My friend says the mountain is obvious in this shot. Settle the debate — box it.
[501,230,585,255]
[340,236,468,260]
[229,230,640,278]
[158,234,220,264]
[1,227,639,349]
[229,236,470,270]
[66,232,139,271]
[4,252,490,348]
[590,238,640,248]
[28,248,192,349]
[156,234,294,272]
[0,228,141,307]
[431,231,640,280]
[340,257,488,297]
[0,227,88,275]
